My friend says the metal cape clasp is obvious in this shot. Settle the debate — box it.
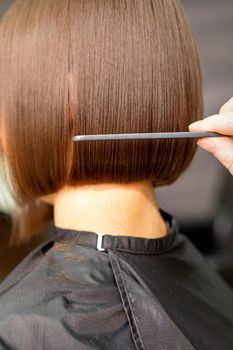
[96,232,106,252]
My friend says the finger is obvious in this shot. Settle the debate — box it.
[188,113,233,135]
[197,137,233,175]
[219,96,233,114]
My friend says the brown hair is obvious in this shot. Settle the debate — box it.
[0,0,203,204]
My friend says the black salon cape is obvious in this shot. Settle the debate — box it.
[0,209,233,350]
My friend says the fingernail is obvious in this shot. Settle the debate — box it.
[188,121,204,131]
[189,121,200,127]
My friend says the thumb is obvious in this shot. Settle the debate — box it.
[197,137,233,175]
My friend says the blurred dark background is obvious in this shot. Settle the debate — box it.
[0,0,233,285]
[156,0,233,286]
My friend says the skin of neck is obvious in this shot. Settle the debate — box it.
[42,180,167,239]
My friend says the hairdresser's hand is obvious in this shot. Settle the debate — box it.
[188,97,233,175]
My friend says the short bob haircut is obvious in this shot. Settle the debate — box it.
[0,0,203,203]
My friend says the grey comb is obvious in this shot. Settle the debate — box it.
[72,131,231,142]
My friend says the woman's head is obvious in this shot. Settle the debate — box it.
[0,0,203,203]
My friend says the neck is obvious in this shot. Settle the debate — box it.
[52,181,167,239]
